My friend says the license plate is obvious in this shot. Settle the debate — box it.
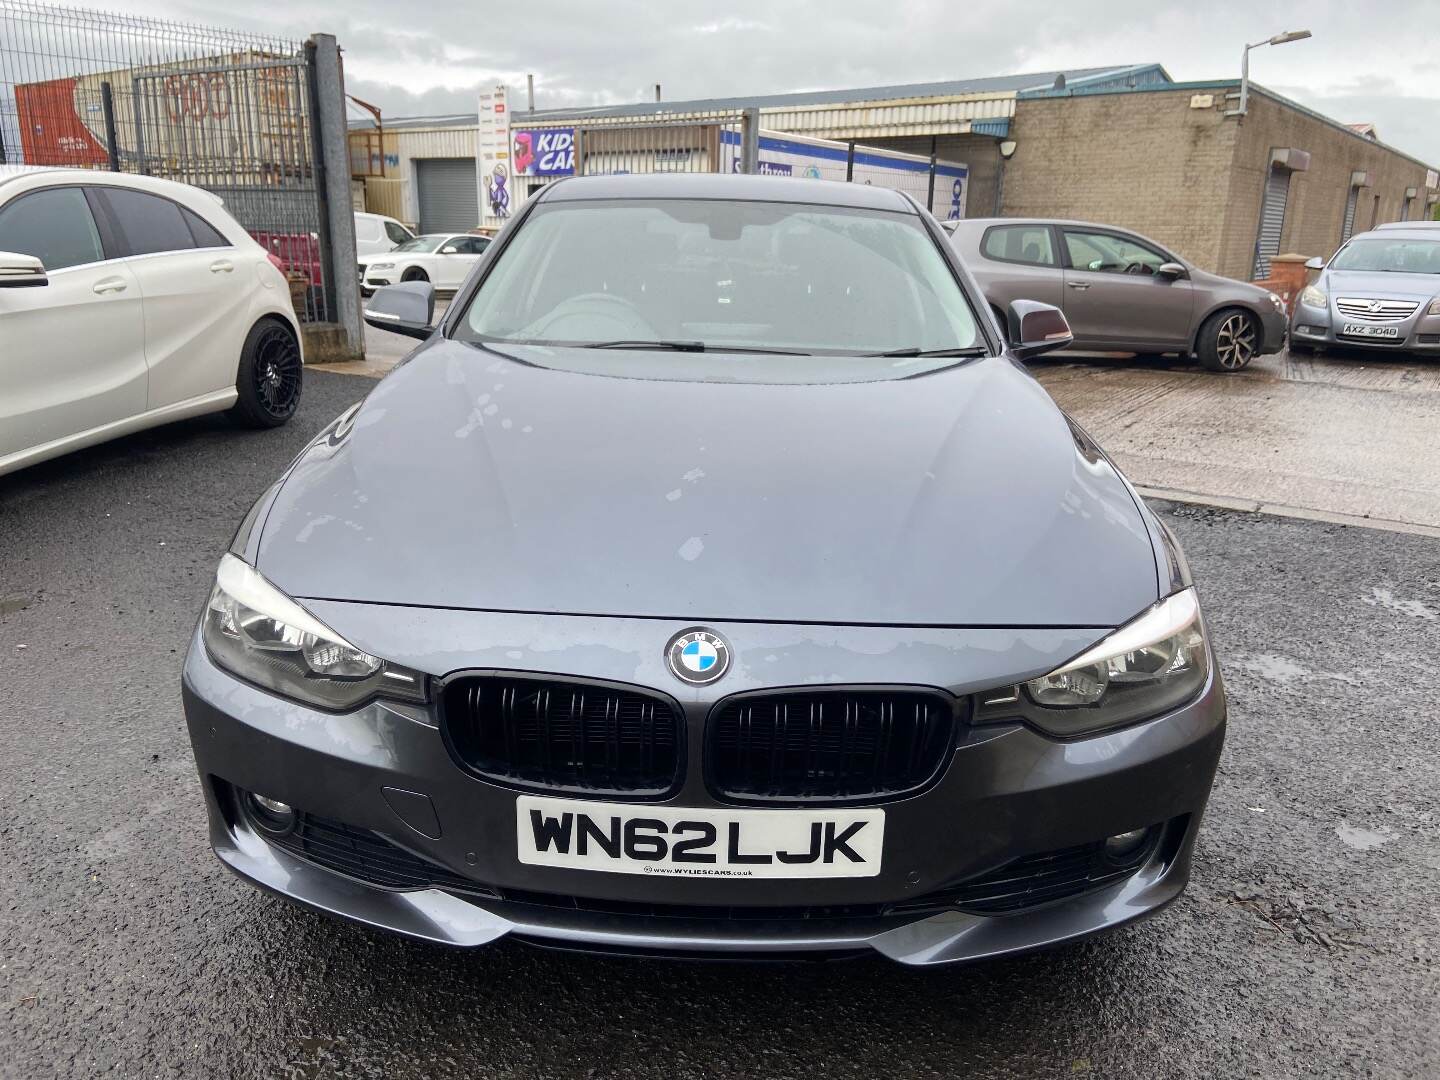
[515,795,884,879]
[1341,323,1400,339]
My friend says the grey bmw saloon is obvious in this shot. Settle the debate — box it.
[182,174,1226,967]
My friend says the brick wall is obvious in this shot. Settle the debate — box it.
[1005,87,1438,281]
[1005,90,1237,269]
[1220,89,1436,277]
[864,133,1002,220]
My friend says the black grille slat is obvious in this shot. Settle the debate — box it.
[709,689,955,804]
[442,675,683,797]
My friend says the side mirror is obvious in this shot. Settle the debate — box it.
[1006,299,1073,360]
[0,251,48,288]
[1304,256,1325,271]
[440,245,459,255]
[1157,261,1188,279]
[363,281,436,340]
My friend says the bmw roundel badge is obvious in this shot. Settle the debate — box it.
[665,627,731,686]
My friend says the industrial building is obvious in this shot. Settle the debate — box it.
[349,63,1439,281]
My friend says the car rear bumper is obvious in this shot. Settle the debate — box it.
[181,622,1226,967]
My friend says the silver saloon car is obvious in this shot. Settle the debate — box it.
[950,218,1287,372]
[1290,227,1440,356]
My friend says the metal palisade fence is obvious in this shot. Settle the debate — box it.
[0,0,343,324]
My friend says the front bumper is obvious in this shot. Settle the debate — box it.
[1258,307,1289,355]
[1290,299,1440,353]
[181,611,1226,967]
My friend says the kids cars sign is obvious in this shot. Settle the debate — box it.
[513,128,575,177]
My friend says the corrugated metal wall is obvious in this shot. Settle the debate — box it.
[371,126,478,228]
[761,95,1015,140]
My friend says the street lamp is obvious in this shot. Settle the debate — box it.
[1230,30,1312,116]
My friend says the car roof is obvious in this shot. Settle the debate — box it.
[537,172,915,212]
[955,217,1142,231]
[0,163,224,204]
[1365,223,1434,236]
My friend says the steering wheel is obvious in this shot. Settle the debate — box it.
[1122,261,1151,275]
[525,292,657,342]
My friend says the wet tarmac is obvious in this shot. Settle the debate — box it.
[1035,348,1440,533]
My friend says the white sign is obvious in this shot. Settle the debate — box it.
[477,84,512,227]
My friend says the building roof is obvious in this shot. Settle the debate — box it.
[349,65,1169,130]
[520,65,1167,122]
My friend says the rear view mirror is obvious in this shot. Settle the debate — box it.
[363,281,436,340]
[1157,262,1188,279]
[1006,300,1073,360]
[1304,256,1325,271]
[0,250,48,288]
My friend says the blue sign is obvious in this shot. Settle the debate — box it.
[514,128,574,176]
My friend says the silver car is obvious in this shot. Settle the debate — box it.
[1291,227,1440,356]
[950,218,1288,372]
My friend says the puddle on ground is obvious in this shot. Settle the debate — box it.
[1335,820,1396,851]
[1363,587,1438,621]
[0,595,29,616]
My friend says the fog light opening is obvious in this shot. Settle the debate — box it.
[1101,827,1151,865]
[246,792,296,834]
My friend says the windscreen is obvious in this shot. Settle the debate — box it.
[393,236,447,254]
[1331,238,1440,274]
[454,198,982,357]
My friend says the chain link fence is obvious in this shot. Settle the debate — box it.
[0,0,337,322]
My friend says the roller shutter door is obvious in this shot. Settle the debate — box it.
[1341,186,1359,244]
[1252,166,1291,278]
[415,158,478,233]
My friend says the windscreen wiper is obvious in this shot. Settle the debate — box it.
[581,340,812,355]
[582,339,707,352]
[865,346,989,358]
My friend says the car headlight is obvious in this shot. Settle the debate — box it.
[976,589,1209,737]
[368,262,394,272]
[1299,285,1327,308]
[1428,297,1440,316]
[202,553,426,711]
[1268,292,1285,312]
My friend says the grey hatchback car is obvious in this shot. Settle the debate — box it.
[182,175,1225,967]
[951,218,1287,371]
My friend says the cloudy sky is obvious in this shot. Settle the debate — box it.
[56,0,1440,163]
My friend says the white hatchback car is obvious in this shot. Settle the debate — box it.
[0,167,304,479]
[357,232,490,294]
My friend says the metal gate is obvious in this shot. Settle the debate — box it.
[415,158,479,232]
[1253,165,1291,278]
[0,1,340,324]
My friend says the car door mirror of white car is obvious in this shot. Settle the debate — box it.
[1007,299,1074,360]
[441,245,459,255]
[1304,256,1325,271]
[0,251,48,288]
[1157,262,1188,280]
[363,281,436,340]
